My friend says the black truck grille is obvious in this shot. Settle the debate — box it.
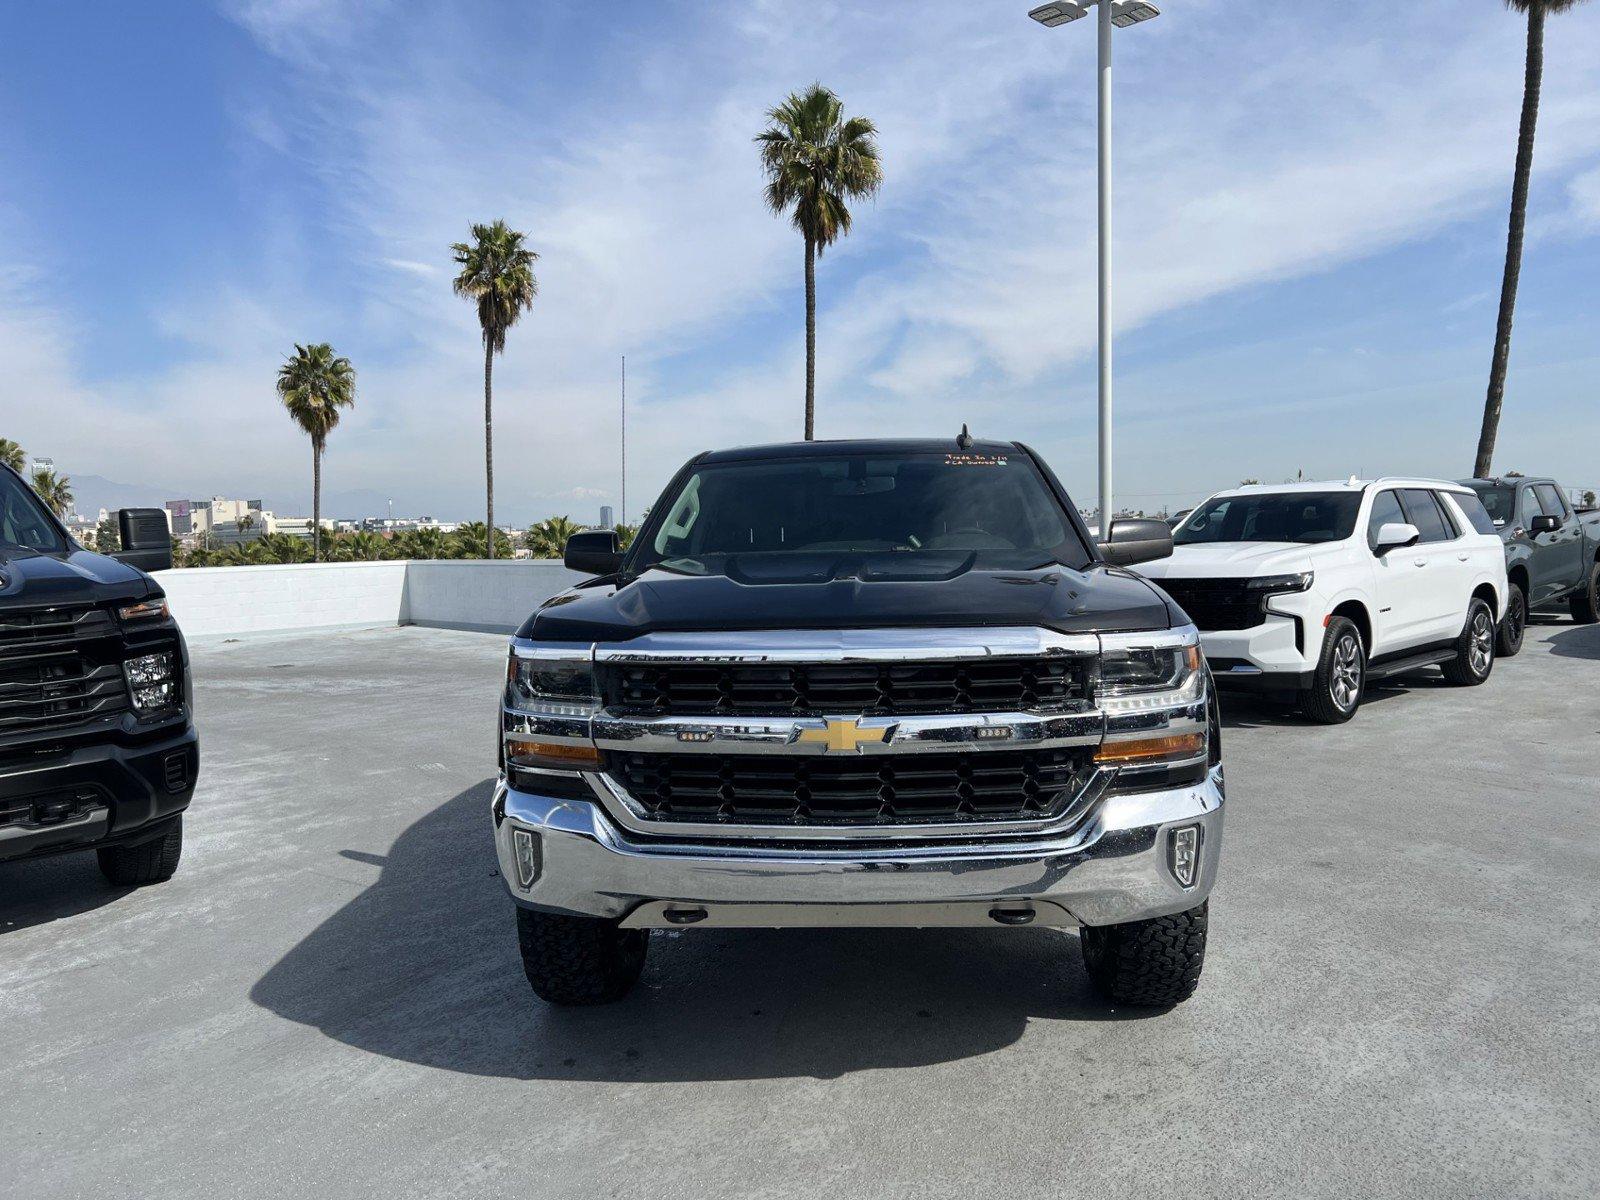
[600,657,1091,717]
[1154,579,1266,632]
[0,606,132,738]
[606,748,1092,826]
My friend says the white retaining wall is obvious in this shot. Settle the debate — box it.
[157,559,582,638]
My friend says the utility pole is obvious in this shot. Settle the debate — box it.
[620,355,627,527]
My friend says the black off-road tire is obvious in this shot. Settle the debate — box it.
[1441,597,1495,686]
[1081,902,1208,1007]
[96,817,183,886]
[1496,583,1526,658]
[1300,616,1364,725]
[516,907,647,1006]
[1570,563,1600,625]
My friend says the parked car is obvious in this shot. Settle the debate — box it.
[0,466,196,885]
[1457,476,1600,656]
[1137,479,1506,724]
[493,437,1224,1008]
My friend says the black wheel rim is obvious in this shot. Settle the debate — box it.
[1508,592,1525,644]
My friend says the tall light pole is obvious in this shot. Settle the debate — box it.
[1028,0,1159,535]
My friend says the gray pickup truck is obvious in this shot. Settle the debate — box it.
[1460,477,1600,655]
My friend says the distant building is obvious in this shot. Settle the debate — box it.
[599,505,614,528]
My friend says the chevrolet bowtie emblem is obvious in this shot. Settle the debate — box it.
[796,717,894,753]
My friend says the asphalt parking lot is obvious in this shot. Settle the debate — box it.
[4,619,1597,1199]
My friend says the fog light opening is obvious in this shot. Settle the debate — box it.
[1169,824,1201,889]
[510,828,542,890]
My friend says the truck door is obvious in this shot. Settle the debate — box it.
[1532,483,1581,601]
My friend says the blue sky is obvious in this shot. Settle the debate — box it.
[2,0,1598,523]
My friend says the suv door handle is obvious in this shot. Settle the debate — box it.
[1457,553,1470,561]
[1413,558,1427,567]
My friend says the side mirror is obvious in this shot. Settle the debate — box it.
[1530,514,1560,535]
[1373,522,1420,555]
[1097,518,1174,567]
[112,508,173,573]
[564,529,623,576]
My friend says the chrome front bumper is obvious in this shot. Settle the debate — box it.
[492,765,1224,929]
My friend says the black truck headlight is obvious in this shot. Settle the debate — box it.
[1096,629,1208,773]
[505,648,596,715]
[124,650,178,711]
[1099,640,1202,705]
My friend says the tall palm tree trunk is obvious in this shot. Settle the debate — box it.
[484,339,496,560]
[804,235,816,441]
[312,439,323,563]
[1475,3,1545,479]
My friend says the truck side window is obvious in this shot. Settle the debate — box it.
[1398,489,1449,544]
[1366,489,1405,551]
[1534,483,1568,521]
[1521,487,1545,528]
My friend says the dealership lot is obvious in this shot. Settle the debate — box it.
[3,621,1597,1200]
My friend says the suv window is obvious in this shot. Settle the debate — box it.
[1450,490,1497,536]
[1398,489,1450,543]
[1430,491,1461,539]
[1534,483,1568,521]
[1366,489,1406,551]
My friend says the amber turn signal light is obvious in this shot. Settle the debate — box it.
[506,739,602,770]
[1094,732,1205,764]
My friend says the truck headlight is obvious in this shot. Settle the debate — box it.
[505,646,596,716]
[124,650,178,712]
[1099,639,1203,710]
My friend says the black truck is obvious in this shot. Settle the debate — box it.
[493,436,1224,1008]
[0,465,196,885]
[1460,476,1600,656]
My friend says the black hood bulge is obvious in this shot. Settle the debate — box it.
[522,558,1172,642]
[0,548,156,611]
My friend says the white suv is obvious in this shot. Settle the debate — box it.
[1138,479,1507,723]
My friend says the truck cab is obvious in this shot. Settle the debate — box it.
[0,466,197,886]
[492,437,1224,1009]
[1459,477,1600,655]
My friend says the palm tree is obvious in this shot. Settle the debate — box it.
[392,526,450,560]
[1474,0,1591,478]
[451,521,513,560]
[756,84,882,440]
[451,220,538,560]
[0,439,24,473]
[524,515,582,558]
[276,342,356,563]
[30,466,73,518]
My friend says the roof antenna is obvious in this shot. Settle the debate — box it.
[956,423,973,450]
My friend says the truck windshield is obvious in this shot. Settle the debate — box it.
[1174,491,1362,545]
[0,470,69,556]
[628,450,1090,575]
[1465,482,1515,527]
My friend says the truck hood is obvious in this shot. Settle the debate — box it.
[522,556,1173,642]
[1137,542,1317,580]
[0,548,156,609]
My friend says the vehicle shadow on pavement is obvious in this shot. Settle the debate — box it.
[250,781,1155,1083]
[1544,623,1600,660]
[0,854,132,935]
[1216,679,1427,730]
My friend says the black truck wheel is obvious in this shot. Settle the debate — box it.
[1496,583,1526,658]
[1441,598,1495,686]
[1300,616,1364,724]
[97,817,183,886]
[1570,563,1600,625]
[517,907,647,1005]
[1081,901,1208,1007]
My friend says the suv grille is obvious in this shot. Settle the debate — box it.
[605,748,1092,826]
[599,657,1091,717]
[0,607,132,738]
[1154,579,1266,632]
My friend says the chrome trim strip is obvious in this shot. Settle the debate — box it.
[585,762,1118,843]
[588,626,1102,663]
[618,899,1081,929]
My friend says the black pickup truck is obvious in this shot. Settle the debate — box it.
[493,436,1224,1009]
[1460,477,1600,655]
[1,465,196,885]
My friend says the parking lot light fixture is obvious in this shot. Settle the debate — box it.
[1028,2,1090,25]
[1028,0,1160,536]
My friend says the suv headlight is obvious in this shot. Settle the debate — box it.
[1245,571,1314,594]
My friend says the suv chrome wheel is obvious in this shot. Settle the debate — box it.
[1331,632,1363,711]
[1468,608,1494,676]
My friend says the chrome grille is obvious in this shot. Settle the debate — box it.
[600,656,1091,717]
[605,747,1093,826]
